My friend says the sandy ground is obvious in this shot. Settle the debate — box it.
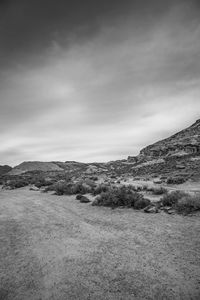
[0,188,200,300]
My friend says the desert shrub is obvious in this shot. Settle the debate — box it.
[48,181,91,195]
[92,185,145,208]
[142,185,156,192]
[43,184,57,192]
[53,181,73,195]
[34,178,55,188]
[94,190,117,207]
[115,186,143,207]
[0,178,5,185]
[161,190,187,207]
[71,182,91,194]
[175,195,200,214]
[5,178,30,189]
[166,176,186,184]
[151,187,168,195]
[134,198,151,209]
[124,184,142,192]
[84,178,96,188]
[92,184,110,196]
[142,184,148,191]
[89,176,98,181]
[130,185,142,192]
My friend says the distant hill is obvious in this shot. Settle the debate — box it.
[8,161,64,175]
[0,165,12,175]
[7,160,108,176]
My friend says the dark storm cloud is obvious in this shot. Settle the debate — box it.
[0,0,188,68]
[0,0,200,165]
[0,0,132,67]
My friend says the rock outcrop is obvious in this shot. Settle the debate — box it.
[139,119,200,160]
[128,119,200,179]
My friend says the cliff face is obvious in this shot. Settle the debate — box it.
[139,119,200,160]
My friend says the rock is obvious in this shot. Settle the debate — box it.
[91,197,100,206]
[163,207,176,214]
[176,164,185,169]
[144,205,159,213]
[29,187,39,191]
[79,196,91,203]
[76,194,83,200]
[153,178,162,184]
[167,209,176,214]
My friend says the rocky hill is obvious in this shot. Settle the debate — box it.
[127,119,200,179]
[140,119,200,159]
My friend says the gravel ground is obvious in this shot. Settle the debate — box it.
[0,187,200,300]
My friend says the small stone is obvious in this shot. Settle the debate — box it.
[79,196,91,203]
[144,205,159,213]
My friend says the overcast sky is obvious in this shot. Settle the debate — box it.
[0,0,200,166]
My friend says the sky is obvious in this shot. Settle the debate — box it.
[0,0,200,166]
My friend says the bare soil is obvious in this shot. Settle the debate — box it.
[0,187,200,300]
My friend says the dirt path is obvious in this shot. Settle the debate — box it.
[0,188,200,299]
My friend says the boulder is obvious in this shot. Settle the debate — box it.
[144,205,159,213]
[79,196,91,203]
[76,194,83,200]
[163,207,176,214]
[29,187,40,191]
[153,178,163,184]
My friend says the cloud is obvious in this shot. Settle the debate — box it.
[0,0,200,165]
